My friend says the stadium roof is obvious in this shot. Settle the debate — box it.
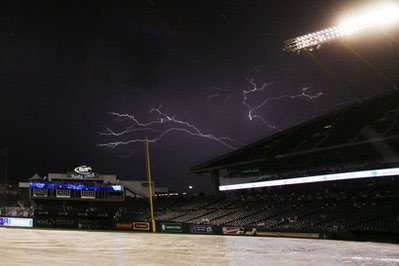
[191,91,399,174]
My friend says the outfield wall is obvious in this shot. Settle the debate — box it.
[29,216,399,243]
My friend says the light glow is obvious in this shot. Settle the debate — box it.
[339,3,399,30]
[219,167,399,191]
[284,2,399,52]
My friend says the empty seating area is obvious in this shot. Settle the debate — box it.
[146,177,399,235]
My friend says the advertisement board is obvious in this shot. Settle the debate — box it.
[160,223,183,233]
[133,222,150,231]
[0,217,33,227]
[222,226,244,235]
[189,225,213,234]
[116,223,133,230]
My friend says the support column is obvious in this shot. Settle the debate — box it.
[210,170,220,198]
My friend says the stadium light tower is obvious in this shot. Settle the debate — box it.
[284,2,399,53]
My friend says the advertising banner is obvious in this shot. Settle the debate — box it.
[160,223,183,233]
[116,223,133,230]
[0,217,33,227]
[133,222,150,231]
[189,225,213,234]
[222,226,244,235]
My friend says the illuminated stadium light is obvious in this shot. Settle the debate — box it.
[284,2,399,53]
[219,167,399,191]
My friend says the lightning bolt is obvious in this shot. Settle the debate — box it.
[242,77,323,129]
[97,105,241,151]
[206,87,232,102]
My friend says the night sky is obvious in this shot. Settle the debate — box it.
[0,0,398,193]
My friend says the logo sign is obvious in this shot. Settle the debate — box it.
[74,165,93,175]
[160,223,183,233]
[222,226,244,235]
[70,165,96,179]
[116,223,133,230]
[133,222,150,231]
[190,225,213,234]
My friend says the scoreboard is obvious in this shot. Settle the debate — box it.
[29,182,124,201]
[28,165,125,201]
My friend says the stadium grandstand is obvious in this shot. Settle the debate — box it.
[123,179,399,240]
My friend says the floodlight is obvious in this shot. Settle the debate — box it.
[284,2,399,53]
